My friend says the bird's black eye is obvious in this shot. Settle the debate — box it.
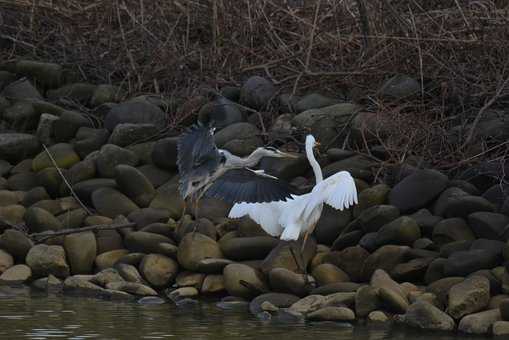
[192,181,200,186]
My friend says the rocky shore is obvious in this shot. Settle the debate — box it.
[1,60,509,336]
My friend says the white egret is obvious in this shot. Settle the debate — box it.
[228,134,358,248]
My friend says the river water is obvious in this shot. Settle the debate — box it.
[0,286,485,340]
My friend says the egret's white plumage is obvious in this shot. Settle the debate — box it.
[228,135,358,241]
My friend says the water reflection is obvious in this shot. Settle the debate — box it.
[0,288,489,340]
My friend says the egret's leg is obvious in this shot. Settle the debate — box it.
[300,222,317,253]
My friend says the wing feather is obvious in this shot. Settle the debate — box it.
[229,201,285,237]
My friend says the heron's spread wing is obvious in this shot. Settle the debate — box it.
[204,168,296,204]
[177,122,220,175]
[177,122,222,197]
[301,171,358,219]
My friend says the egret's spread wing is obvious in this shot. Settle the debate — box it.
[177,122,220,175]
[229,201,286,237]
[204,168,296,204]
[301,171,358,219]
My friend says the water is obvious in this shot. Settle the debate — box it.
[0,286,485,340]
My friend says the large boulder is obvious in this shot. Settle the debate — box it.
[124,231,174,254]
[468,212,509,240]
[150,137,178,171]
[447,276,490,320]
[214,122,263,157]
[0,229,33,261]
[432,218,475,245]
[53,111,92,142]
[73,127,110,158]
[443,249,500,277]
[96,144,139,178]
[25,244,70,278]
[220,236,278,261]
[108,123,158,147]
[91,187,139,218]
[24,207,63,233]
[32,143,80,172]
[458,309,501,334]
[388,169,448,213]
[198,96,245,129]
[375,216,421,246]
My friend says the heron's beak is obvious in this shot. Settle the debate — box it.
[278,151,299,159]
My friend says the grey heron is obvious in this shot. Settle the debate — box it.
[176,121,298,217]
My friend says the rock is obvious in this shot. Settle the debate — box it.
[90,84,123,107]
[390,257,434,282]
[432,217,475,245]
[52,111,92,142]
[0,264,32,284]
[388,169,448,213]
[468,212,509,240]
[0,205,26,225]
[0,229,33,261]
[105,281,157,296]
[108,123,158,147]
[311,263,350,286]
[114,164,155,207]
[500,299,509,320]
[458,309,501,334]
[25,244,69,278]
[220,236,278,261]
[198,97,245,129]
[96,144,139,178]
[368,311,389,323]
[379,74,420,99]
[104,101,166,131]
[0,249,14,274]
[175,271,205,288]
[292,103,361,150]
[124,231,173,254]
[311,282,362,295]
[214,122,263,157]
[307,306,355,321]
[268,268,310,297]
[353,184,391,217]
[261,239,316,275]
[410,209,443,236]
[4,101,39,131]
[177,233,223,272]
[136,164,172,188]
[15,60,62,87]
[140,254,178,288]
[447,276,490,319]
[24,206,63,232]
[313,206,352,246]
[195,258,233,274]
[379,287,409,313]
[115,262,144,283]
[150,137,178,171]
[32,143,80,172]
[294,93,342,112]
[7,172,38,191]
[64,232,97,275]
[92,268,125,286]
[176,217,216,241]
[58,208,87,229]
[249,293,300,315]
[73,127,110,158]
[35,113,59,145]
[357,205,400,233]
[323,246,369,283]
[129,209,171,229]
[91,187,139,218]
[322,155,374,181]
[141,222,173,238]
[403,301,455,331]
[167,287,199,301]
[2,78,42,100]
[63,276,105,296]
[362,245,410,280]
[444,249,500,277]
[223,263,268,299]
[356,286,381,318]
[493,321,509,336]
[47,83,96,103]
[437,194,495,218]
[424,277,464,307]
[126,141,155,165]
[375,216,421,247]
[201,275,225,294]
[289,295,326,314]
[73,178,117,204]
[0,133,41,163]
[239,76,276,110]
[95,249,129,270]
[22,187,50,206]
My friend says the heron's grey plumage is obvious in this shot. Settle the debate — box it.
[176,121,296,205]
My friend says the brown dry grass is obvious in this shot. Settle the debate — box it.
[1,0,509,178]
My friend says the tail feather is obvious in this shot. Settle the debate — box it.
[280,224,301,241]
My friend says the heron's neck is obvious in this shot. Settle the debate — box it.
[306,143,323,184]
[220,149,261,168]
[241,149,265,168]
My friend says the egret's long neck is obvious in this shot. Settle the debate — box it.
[306,143,323,184]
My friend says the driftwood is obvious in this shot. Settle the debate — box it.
[29,222,137,243]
